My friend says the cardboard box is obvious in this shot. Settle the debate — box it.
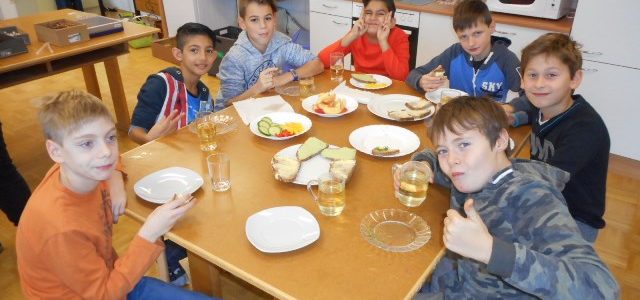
[0,26,31,45]
[208,26,241,76]
[0,33,28,58]
[151,37,179,65]
[34,19,89,46]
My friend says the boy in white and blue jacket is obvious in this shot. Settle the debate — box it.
[412,96,618,299]
[216,0,323,110]
[406,0,521,103]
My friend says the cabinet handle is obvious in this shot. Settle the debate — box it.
[495,30,516,36]
[582,50,603,56]
[582,68,599,73]
[322,4,338,9]
[332,20,349,26]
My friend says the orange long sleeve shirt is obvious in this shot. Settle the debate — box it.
[16,164,164,300]
[318,27,410,81]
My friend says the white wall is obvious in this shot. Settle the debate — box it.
[0,0,18,19]
[105,0,134,12]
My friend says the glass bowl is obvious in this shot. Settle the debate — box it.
[360,208,431,252]
[189,113,237,135]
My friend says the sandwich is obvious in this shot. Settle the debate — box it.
[271,156,301,182]
[330,159,356,181]
[405,99,431,110]
[351,73,377,84]
[387,109,416,121]
[433,65,445,78]
[321,147,357,160]
[296,137,329,161]
[372,146,400,156]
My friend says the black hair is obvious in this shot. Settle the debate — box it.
[363,0,396,16]
[175,22,216,50]
[452,0,492,32]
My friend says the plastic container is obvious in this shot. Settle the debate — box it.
[208,26,242,76]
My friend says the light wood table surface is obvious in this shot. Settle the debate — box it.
[122,71,531,299]
[0,9,158,130]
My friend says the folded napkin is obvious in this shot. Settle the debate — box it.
[333,81,379,105]
[233,95,294,125]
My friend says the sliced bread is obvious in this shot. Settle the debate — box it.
[330,159,356,181]
[296,137,329,161]
[387,109,415,121]
[372,146,400,156]
[321,147,357,161]
[351,73,377,83]
[271,156,301,182]
[433,65,445,77]
[405,99,431,110]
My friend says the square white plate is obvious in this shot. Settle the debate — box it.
[274,144,335,185]
[134,167,204,204]
[245,206,320,253]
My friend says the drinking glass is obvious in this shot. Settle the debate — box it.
[329,52,345,81]
[196,116,217,151]
[392,161,432,207]
[207,152,231,192]
[299,76,315,99]
[307,173,346,216]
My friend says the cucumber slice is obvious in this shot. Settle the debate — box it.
[257,120,271,130]
[261,117,273,125]
[258,124,271,135]
[268,125,282,136]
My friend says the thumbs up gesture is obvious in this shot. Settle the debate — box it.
[443,199,493,264]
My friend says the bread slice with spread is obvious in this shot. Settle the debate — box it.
[297,137,329,161]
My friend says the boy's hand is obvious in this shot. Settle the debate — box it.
[501,104,516,126]
[108,170,126,224]
[137,194,196,243]
[443,199,493,264]
[253,67,279,94]
[419,66,447,92]
[146,109,181,142]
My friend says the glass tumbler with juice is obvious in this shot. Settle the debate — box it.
[392,161,432,207]
[307,173,346,216]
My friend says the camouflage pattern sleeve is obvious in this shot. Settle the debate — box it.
[411,148,452,189]
[502,181,619,299]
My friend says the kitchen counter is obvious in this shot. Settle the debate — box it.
[353,0,573,33]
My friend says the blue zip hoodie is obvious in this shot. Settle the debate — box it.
[406,36,521,103]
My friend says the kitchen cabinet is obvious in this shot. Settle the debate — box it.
[493,22,550,58]
[309,0,352,68]
[416,12,457,67]
[572,0,640,160]
[163,0,237,37]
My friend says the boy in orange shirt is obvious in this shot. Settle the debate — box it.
[16,90,211,299]
[318,0,410,81]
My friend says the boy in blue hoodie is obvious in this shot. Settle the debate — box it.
[129,22,217,145]
[216,0,324,109]
[412,96,618,299]
[406,0,521,102]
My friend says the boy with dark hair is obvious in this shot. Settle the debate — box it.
[129,22,217,145]
[216,0,324,108]
[504,33,610,242]
[412,96,618,298]
[406,0,521,102]
[16,90,211,299]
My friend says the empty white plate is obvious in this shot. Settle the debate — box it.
[134,167,204,204]
[301,94,359,117]
[349,125,421,157]
[245,206,320,253]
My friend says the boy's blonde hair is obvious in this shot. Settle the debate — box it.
[238,0,277,18]
[452,0,492,32]
[430,96,508,149]
[37,90,114,144]
[520,33,582,79]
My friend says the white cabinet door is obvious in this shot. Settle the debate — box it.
[309,0,352,17]
[163,0,196,37]
[576,60,640,160]
[571,0,640,69]
[309,11,351,67]
[416,12,457,67]
[494,23,550,59]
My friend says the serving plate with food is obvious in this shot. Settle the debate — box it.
[301,92,358,117]
[249,112,311,140]
[271,137,357,185]
[349,125,420,158]
[425,88,468,105]
[349,73,392,90]
[367,94,436,122]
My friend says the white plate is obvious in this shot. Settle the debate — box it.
[301,94,359,117]
[249,112,312,140]
[367,94,436,122]
[425,88,468,104]
[349,125,420,158]
[349,74,392,90]
[134,167,204,204]
[245,206,320,253]
[274,144,336,185]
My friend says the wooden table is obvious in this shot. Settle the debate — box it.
[122,72,531,299]
[0,9,158,130]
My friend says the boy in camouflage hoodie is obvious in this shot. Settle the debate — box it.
[412,96,618,299]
